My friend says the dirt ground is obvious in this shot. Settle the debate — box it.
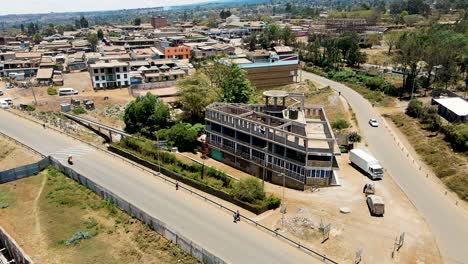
[183,150,441,263]
[0,167,198,264]
[0,137,41,171]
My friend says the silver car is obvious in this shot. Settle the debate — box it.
[369,118,379,127]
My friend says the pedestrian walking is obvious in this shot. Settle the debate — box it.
[175,181,179,190]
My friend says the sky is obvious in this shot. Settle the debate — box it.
[0,0,213,15]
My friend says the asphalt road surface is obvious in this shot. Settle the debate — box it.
[302,70,468,264]
[0,110,319,264]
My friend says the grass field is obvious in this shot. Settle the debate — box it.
[390,114,468,201]
[0,168,198,264]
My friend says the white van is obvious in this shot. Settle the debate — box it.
[367,195,385,216]
[0,100,9,109]
[58,88,78,96]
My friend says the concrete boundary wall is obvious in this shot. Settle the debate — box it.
[48,157,226,264]
[0,227,33,264]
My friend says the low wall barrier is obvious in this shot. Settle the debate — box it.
[48,156,225,264]
[0,157,50,184]
[0,227,33,264]
[108,145,269,215]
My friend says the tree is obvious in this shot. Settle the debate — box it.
[80,16,89,28]
[202,63,255,104]
[20,24,24,33]
[220,9,226,19]
[259,23,281,49]
[246,33,257,51]
[364,33,381,47]
[281,26,296,46]
[75,19,81,29]
[97,29,104,40]
[177,73,218,123]
[32,33,42,44]
[183,10,188,21]
[42,24,56,36]
[286,3,293,13]
[134,17,141,26]
[166,123,200,152]
[338,32,366,67]
[219,64,255,103]
[87,33,98,52]
[123,93,171,137]
[383,30,401,54]
[395,31,426,91]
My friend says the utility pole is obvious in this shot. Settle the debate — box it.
[281,172,285,229]
[156,134,161,174]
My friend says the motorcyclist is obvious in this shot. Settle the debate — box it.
[67,155,73,165]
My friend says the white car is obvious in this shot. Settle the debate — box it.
[369,118,379,127]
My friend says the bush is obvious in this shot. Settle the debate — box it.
[263,195,281,209]
[444,123,468,152]
[406,99,424,118]
[24,104,35,111]
[231,178,265,203]
[348,131,362,142]
[65,231,92,245]
[332,118,350,130]
[47,87,57,95]
[73,106,86,115]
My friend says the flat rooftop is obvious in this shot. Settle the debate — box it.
[434,97,468,116]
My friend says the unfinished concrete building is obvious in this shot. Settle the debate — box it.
[205,91,339,190]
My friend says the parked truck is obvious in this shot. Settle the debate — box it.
[349,149,384,180]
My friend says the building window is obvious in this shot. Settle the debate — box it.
[101,76,105,80]
[116,67,120,72]
[116,74,120,79]
[93,69,98,74]
[95,76,99,81]
[123,67,127,72]
[124,74,128,78]
[100,68,104,73]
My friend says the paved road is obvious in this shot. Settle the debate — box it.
[302,70,468,264]
[0,110,319,264]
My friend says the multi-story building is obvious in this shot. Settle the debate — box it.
[89,61,130,89]
[224,50,299,88]
[155,38,191,59]
[151,16,168,29]
[205,91,339,190]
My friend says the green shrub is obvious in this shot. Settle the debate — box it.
[231,178,265,203]
[348,131,362,142]
[65,231,92,245]
[263,195,281,209]
[47,87,57,95]
[332,118,350,130]
[406,99,424,118]
[73,106,86,115]
[24,105,35,111]
[444,123,468,152]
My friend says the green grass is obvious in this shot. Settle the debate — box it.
[47,87,58,96]
[390,114,468,201]
[0,186,15,208]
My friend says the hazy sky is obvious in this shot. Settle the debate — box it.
[0,0,212,15]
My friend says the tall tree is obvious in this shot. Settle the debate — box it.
[383,30,401,54]
[177,73,218,122]
[97,29,104,40]
[281,26,296,46]
[219,64,255,103]
[20,24,24,33]
[134,17,141,26]
[80,16,89,28]
[123,93,171,137]
[246,33,257,51]
[87,33,98,52]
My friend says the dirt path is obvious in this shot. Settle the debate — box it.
[31,173,48,260]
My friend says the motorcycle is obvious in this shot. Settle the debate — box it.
[67,155,74,165]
